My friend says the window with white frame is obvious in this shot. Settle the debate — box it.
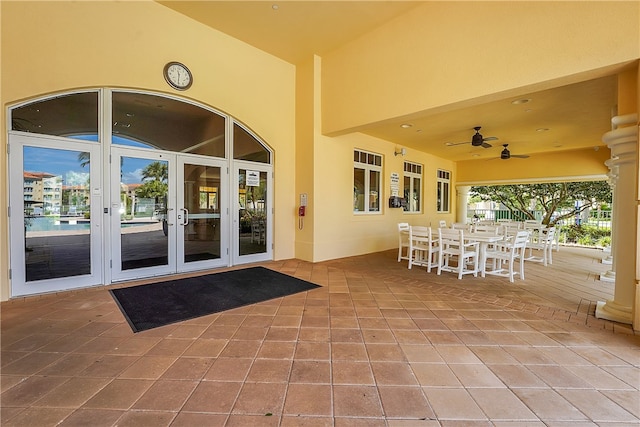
[353,149,382,213]
[436,169,451,213]
[403,161,422,212]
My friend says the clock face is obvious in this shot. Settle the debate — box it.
[163,62,192,90]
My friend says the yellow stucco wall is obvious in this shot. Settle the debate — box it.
[0,1,296,300]
[295,57,456,263]
[321,1,640,135]
[311,131,456,262]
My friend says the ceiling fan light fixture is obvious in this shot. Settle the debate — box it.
[471,131,484,146]
[511,98,531,105]
[500,144,511,159]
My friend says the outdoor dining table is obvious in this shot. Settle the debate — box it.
[464,232,505,277]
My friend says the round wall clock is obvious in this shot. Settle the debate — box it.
[163,61,193,90]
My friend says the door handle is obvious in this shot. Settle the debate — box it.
[180,208,189,226]
[167,207,174,226]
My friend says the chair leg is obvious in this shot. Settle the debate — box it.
[473,255,478,277]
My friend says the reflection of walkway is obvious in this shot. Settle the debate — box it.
[24,220,268,281]
[26,234,90,281]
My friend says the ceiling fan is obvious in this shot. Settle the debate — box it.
[446,126,497,148]
[500,144,529,159]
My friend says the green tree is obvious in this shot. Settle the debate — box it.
[471,181,611,226]
[135,162,168,199]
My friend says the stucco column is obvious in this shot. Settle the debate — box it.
[596,114,638,326]
[599,160,616,281]
[456,186,471,224]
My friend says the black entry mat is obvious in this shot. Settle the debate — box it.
[110,267,321,332]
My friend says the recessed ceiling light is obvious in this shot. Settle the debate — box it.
[512,98,531,105]
[471,153,480,157]
[416,129,422,133]
[400,123,412,129]
[537,128,549,132]
[272,4,279,10]
[444,142,454,146]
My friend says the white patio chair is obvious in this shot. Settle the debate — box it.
[501,221,522,239]
[524,227,555,266]
[485,230,530,282]
[397,222,410,262]
[250,218,266,244]
[408,226,440,272]
[523,220,544,244]
[437,228,479,279]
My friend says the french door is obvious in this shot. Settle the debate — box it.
[233,162,272,264]
[8,133,103,297]
[110,147,227,281]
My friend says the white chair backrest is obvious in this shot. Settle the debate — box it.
[496,218,513,223]
[542,227,555,242]
[451,222,471,231]
[398,222,410,232]
[410,225,431,243]
[523,221,543,231]
[439,227,462,247]
[513,230,530,249]
[473,224,501,234]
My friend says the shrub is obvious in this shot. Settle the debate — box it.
[559,224,610,247]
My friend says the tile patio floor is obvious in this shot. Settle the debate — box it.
[1,246,639,426]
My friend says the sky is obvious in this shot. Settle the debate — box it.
[23,137,158,185]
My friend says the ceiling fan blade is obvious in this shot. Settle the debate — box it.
[512,154,530,158]
[445,141,472,146]
[483,136,498,142]
[480,142,492,148]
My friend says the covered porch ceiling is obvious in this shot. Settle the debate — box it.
[158,1,629,164]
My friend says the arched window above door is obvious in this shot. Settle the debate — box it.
[11,92,99,141]
[233,123,270,164]
[10,89,272,164]
[112,91,226,157]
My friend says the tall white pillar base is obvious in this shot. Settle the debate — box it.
[596,299,633,324]
[635,283,640,332]
[599,270,616,282]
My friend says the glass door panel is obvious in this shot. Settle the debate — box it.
[9,134,102,297]
[234,164,272,264]
[178,157,227,271]
[111,148,175,280]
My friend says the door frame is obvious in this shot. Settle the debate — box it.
[8,132,104,297]
[232,160,273,265]
[176,153,229,273]
[7,89,276,298]
[110,147,230,281]
[109,146,177,281]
